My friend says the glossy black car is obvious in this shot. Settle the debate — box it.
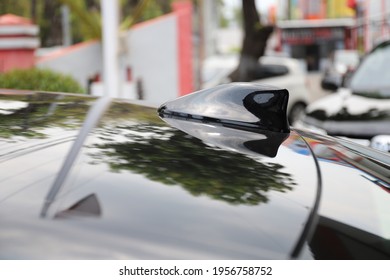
[0,83,389,259]
[299,41,390,152]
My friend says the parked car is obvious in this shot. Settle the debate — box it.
[321,49,360,91]
[202,55,310,124]
[297,40,390,153]
[0,83,389,260]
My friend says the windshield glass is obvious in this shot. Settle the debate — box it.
[349,42,390,98]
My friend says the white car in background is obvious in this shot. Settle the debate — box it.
[202,55,310,124]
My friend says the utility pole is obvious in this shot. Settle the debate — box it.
[61,5,72,46]
[101,0,120,97]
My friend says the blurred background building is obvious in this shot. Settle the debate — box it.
[275,0,390,71]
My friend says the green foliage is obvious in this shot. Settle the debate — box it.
[233,6,243,27]
[0,0,57,46]
[219,14,229,28]
[0,68,84,93]
[140,0,164,21]
[0,0,31,17]
[59,0,102,40]
[228,46,242,53]
[0,92,93,139]
[92,124,294,206]
[120,0,153,30]
[217,0,229,28]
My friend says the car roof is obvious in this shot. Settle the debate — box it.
[0,89,319,259]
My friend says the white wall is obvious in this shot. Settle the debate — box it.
[37,42,102,90]
[36,14,179,105]
[126,15,179,104]
[202,0,220,57]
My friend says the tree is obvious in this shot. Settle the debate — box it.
[59,0,102,40]
[229,0,274,82]
[0,0,30,17]
[0,92,91,138]
[59,0,172,41]
[41,0,63,46]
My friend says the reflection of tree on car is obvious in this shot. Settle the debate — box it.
[90,121,295,206]
[0,92,94,138]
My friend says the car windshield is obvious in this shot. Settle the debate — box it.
[349,42,390,98]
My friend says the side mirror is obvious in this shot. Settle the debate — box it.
[341,68,354,88]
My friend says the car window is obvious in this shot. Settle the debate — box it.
[349,42,390,98]
[251,64,289,81]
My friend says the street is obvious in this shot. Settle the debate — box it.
[306,72,330,103]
